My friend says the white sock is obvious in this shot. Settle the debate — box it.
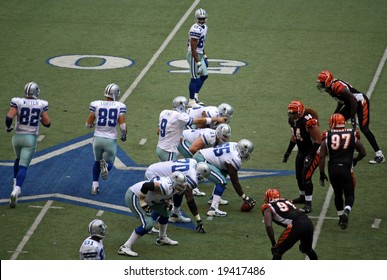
[211,194,221,209]
[159,223,168,238]
[124,230,141,247]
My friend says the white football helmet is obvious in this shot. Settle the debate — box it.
[237,139,254,161]
[24,82,40,99]
[170,171,187,195]
[104,83,120,101]
[215,123,232,143]
[88,219,107,239]
[195,8,208,27]
[196,162,211,180]
[218,103,233,123]
[172,96,189,113]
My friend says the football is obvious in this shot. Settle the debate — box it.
[240,201,253,212]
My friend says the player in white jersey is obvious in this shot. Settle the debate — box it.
[5,82,51,208]
[187,8,209,108]
[80,219,107,260]
[118,172,187,257]
[193,140,257,217]
[145,159,210,233]
[86,83,127,195]
[156,96,227,162]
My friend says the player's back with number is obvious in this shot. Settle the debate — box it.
[90,100,126,139]
[263,199,303,227]
[200,142,242,171]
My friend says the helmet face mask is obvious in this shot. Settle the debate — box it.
[104,83,120,101]
[195,8,208,27]
[215,123,231,143]
[237,139,254,161]
[329,113,346,129]
[217,103,233,124]
[196,162,211,181]
[172,96,189,113]
[24,82,40,99]
[264,188,280,203]
[170,171,187,195]
[88,219,107,239]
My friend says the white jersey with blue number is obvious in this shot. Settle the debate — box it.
[10,97,49,135]
[130,177,175,206]
[157,110,193,153]
[199,142,242,171]
[89,100,126,139]
[182,128,216,147]
[145,158,199,189]
[187,23,207,54]
[79,237,105,260]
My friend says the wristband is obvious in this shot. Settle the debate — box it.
[197,62,202,66]
[206,118,211,125]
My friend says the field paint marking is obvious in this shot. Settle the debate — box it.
[119,0,201,103]
[96,210,104,217]
[310,45,387,258]
[10,200,54,260]
[371,219,381,229]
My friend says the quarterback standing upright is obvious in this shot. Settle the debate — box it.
[86,83,127,195]
[187,8,209,108]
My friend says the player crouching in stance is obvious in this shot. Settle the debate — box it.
[79,219,107,260]
[118,172,187,257]
[261,188,318,260]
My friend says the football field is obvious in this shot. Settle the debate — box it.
[0,0,386,263]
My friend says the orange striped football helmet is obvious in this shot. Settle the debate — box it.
[317,70,334,92]
[288,100,305,119]
[265,188,280,203]
[329,113,346,129]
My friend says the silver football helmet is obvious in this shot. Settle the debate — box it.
[217,103,233,123]
[196,162,211,181]
[88,219,107,239]
[237,139,254,161]
[104,83,120,101]
[172,96,189,113]
[195,8,208,27]
[215,123,232,143]
[24,82,40,99]
[170,171,187,195]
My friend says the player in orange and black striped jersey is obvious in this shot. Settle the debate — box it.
[282,101,322,213]
[319,113,366,230]
[317,70,384,164]
[261,188,318,260]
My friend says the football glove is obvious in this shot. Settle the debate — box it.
[141,204,152,215]
[243,196,256,209]
[283,152,291,163]
[196,62,203,75]
[120,134,127,142]
[204,55,209,67]
[351,118,357,130]
[196,220,206,234]
[319,172,328,187]
[303,154,313,168]
[6,126,14,132]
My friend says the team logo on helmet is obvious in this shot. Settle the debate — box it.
[24,82,40,99]
[317,70,334,92]
[172,96,189,113]
[237,139,254,161]
[264,188,280,203]
[196,162,211,181]
[194,8,208,27]
[170,171,187,195]
[215,123,232,143]
[88,219,107,239]
[329,113,346,129]
[104,83,120,101]
[288,100,305,118]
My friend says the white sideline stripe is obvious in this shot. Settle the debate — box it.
[309,45,387,259]
[119,0,200,103]
[11,200,53,260]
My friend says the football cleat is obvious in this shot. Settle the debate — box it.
[156,236,179,246]
[118,245,138,257]
[207,207,227,217]
[192,188,206,196]
[169,213,191,223]
[291,195,305,204]
[339,209,350,230]
[147,227,160,235]
[300,204,312,214]
[369,155,385,164]
[9,187,21,208]
[100,159,108,180]
[91,185,99,195]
